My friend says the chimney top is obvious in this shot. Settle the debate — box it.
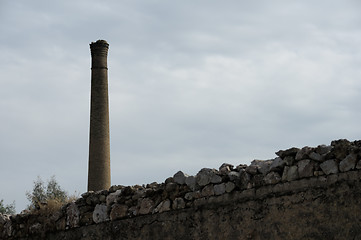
[90,40,109,48]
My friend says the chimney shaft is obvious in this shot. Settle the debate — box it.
[88,40,111,191]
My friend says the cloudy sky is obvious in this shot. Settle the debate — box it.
[1,0,361,212]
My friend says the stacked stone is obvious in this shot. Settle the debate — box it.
[2,139,361,239]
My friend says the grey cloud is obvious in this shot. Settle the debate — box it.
[1,0,361,212]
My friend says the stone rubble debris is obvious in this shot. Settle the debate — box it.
[2,139,361,239]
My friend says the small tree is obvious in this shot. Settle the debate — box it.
[46,176,67,203]
[26,176,68,210]
[0,199,16,215]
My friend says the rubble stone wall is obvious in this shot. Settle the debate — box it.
[2,139,361,239]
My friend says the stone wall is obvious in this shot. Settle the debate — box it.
[2,139,361,239]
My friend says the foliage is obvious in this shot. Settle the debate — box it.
[0,199,16,215]
[26,176,68,211]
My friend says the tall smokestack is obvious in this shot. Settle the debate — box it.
[88,40,111,191]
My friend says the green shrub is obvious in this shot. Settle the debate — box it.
[26,176,68,211]
[0,199,16,215]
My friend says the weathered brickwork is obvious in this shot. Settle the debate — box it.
[88,39,111,191]
[2,139,361,239]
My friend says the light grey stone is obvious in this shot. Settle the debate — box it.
[173,171,189,185]
[288,165,299,180]
[245,165,258,175]
[269,157,285,171]
[309,152,323,162]
[106,189,122,206]
[93,204,109,223]
[316,144,332,155]
[211,174,222,184]
[219,166,231,174]
[109,185,124,193]
[196,168,217,186]
[339,154,357,172]
[275,147,299,158]
[250,160,272,175]
[285,166,298,181]
[320,159,339,175]
[147,182,158,188]
[153,200,171,213]
[219,163,234,169]
[227,171,241,182]
[264,172,281,185]
[284,156,295,166]
[225,182,236,193]
[219,163,234,174]
[138,198,154,215]
[185,176,197,190]
[214,183,226,195]
[295,147,313,161]
[282,166,289,182]
[297,159,314,178]
[236,164,247,171]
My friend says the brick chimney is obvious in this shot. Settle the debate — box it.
[88,40,111,191]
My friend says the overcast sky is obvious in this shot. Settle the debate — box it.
[1,0,361,212]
